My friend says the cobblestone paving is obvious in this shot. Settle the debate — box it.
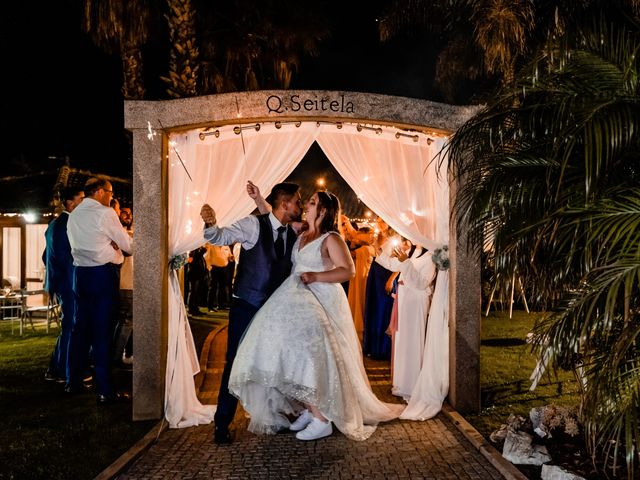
[118,322,505,480]
[120,412,504,480]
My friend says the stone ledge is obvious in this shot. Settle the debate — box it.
[94,420,168,480]
[442,403,529,480]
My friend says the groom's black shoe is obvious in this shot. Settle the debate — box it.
[214,426,232,445]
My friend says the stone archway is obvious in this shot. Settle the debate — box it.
[124,90,482,421]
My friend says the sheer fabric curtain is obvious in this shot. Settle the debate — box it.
[166,123,318,427]
[317,126,450,420]
[317,124,442,250]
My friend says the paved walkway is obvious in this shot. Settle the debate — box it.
[117,319,509,480]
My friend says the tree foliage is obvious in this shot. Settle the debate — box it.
[379,0,640,101]
[82,0,330,98]
[446,8,640,475]
[195,0,330,93]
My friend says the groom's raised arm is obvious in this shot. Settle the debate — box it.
[200,203,260,249]
[247,181,272,215]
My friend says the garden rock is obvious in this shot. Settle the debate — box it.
[530,406,550,438]
[490,413,528,443]
[502,430,551,465]
[541,464,586,480]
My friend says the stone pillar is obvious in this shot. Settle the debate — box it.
[448,174,481,414]
[132,129,168,420]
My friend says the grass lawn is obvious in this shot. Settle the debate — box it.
[466,310,581,439]
[0,321,155,480]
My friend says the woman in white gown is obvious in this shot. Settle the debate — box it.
[229,191,403,441]
[376,245,437,400]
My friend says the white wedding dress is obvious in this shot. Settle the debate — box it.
[229,232,403,440]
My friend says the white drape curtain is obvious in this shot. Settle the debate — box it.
[165,121,450,427]
[316,125,446,251]
[316,126,450,420]
[166,123,319,427]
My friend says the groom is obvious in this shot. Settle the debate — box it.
[200,182,302,444]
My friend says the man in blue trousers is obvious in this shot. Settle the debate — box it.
[66,178,132,404]
[200,181,302,443]
[43,186,84,383]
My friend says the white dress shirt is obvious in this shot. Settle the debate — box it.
[67,198,133,267]
[204,212,288,249]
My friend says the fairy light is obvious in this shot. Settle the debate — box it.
[411,208,427,216]
[147,121,157,141]
[399,212,413,225]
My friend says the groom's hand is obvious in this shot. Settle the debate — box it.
[200,204,217,228]
[246,180,260,200]
[300,272,318,285]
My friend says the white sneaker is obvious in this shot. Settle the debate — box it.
[295,417,333,441]
[289,409,313,432]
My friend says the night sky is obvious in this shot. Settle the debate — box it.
[2,1,441,214]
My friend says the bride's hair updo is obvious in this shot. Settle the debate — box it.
[316,191,340,234]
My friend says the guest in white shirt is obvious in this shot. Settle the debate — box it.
[66,178,132,405]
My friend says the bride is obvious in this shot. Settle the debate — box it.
[229,190,403,441]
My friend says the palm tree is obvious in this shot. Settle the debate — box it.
[162,0,199,98]
[195,0,330,93]
[82,0,155,99]
[446,7,640,475]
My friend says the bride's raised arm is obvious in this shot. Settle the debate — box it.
[300,234,355,285]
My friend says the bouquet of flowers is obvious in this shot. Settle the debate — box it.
[431,245,449,271]
[169,253,189,271]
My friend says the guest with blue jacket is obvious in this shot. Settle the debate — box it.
[43,186,84,383]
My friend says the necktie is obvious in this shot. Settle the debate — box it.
[275,226,286,259]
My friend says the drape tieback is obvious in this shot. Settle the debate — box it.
[169,253,189,270]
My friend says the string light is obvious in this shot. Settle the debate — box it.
[0,212,52,219]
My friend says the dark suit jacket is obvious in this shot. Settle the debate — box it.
[43,212,74,295]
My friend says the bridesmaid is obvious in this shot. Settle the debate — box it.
[362,217,398,360]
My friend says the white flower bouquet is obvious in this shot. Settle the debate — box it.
[431,245,450,271]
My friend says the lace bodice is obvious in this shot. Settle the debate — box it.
[291,232,335,275]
